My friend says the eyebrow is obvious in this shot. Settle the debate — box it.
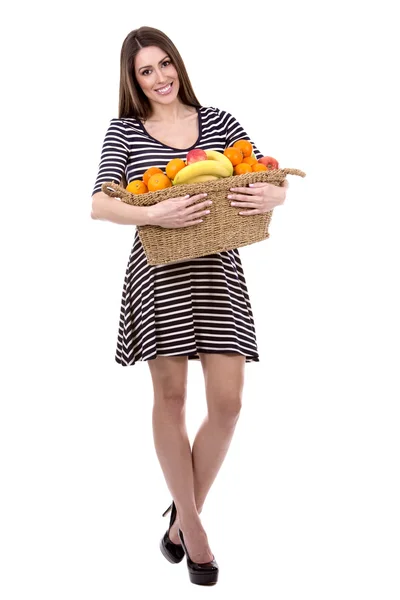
[138,55,170,71]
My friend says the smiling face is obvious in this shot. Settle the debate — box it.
[134,46,180,107]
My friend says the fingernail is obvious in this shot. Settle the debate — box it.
[227,195,233,199]
[249,184,254,187]
[230,188,236,192]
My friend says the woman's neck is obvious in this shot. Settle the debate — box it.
[146,100,195,124]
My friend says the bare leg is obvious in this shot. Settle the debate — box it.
[168,352,245,542]
[148,355,214,563]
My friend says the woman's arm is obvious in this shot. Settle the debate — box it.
[91,191,151,226]
[91,119,152,225]
[91,119,129,196]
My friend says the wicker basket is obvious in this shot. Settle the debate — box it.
[101,167,306,266]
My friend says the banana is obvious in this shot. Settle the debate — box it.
[204,150,234,176]
[185,175,219,183]
[173,160,231,185]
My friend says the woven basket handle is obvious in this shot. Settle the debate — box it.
[279,168,306,178]
[101,181,133,200]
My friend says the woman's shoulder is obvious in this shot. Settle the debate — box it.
[199,106,238,129]
[104,117,143,137]
[199,105,237,122]
[107,116,143,133]
[200,105,230,117]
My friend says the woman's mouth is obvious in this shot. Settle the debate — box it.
[155,83,173,95]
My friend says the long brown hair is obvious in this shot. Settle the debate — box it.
[118,26,201,121]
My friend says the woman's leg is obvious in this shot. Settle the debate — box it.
[193,352,245,509]
[168,352,245,539]
[148,355,214,563]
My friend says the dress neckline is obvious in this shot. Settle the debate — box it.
[136,106,202,151]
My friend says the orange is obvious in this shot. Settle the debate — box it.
[252,163,268,172]
[233,140,253,158]
[126,180,148,194]
[143,167,163,186]
[234,163,252,175]
[242,156,258,166]
[224,147,244,166]
[147,173,172,191]
[166,158,186,180]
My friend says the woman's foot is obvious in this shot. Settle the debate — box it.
[168,506,204,544]
[177,520,214,564]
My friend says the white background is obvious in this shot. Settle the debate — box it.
[1,0,399,598]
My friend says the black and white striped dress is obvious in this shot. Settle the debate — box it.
[92,106,262,366]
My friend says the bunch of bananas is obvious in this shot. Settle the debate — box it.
[172,151,233,185]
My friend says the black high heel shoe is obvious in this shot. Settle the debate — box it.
[159,502,185,564]
[178,528,219,586]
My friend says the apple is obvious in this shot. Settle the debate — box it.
[258,156,279,170]
[186,148,207,164]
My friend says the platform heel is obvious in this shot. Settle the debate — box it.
[178,528,219,586]
[159,502,185,564]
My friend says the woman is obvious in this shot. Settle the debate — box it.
[91,26,288,586]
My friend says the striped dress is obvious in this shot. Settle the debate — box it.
[92,106,262,366]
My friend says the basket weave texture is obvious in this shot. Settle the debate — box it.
[102,167,306,266]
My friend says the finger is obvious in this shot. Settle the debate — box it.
[180,193,208,204]
[230,202,259,208]
[248,182,271,188]
[187,205,211,217]
[228,193,261,201]
[185,218,205,227]
[229,186,260,195]
[188,192,209,200]
[183,195,208,209]
[187,199,212,213]
[238,209,261,215]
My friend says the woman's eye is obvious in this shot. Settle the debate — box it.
[140,61,170,76]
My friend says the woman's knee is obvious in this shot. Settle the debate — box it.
[199,353,245,423]
[153,388,187,415]
[209,395,243,424]
[148,356,188,414]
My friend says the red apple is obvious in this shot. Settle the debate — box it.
[258,156,279,170]
[186,148,207,164]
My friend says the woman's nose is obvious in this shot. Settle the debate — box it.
[155,67,166,82]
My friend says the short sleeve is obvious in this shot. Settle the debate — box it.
[220,110,263,160]
[91,119,129,196]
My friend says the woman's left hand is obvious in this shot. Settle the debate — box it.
[227,179,289,215]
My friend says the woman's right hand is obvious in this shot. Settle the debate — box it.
[146,193,213,228]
